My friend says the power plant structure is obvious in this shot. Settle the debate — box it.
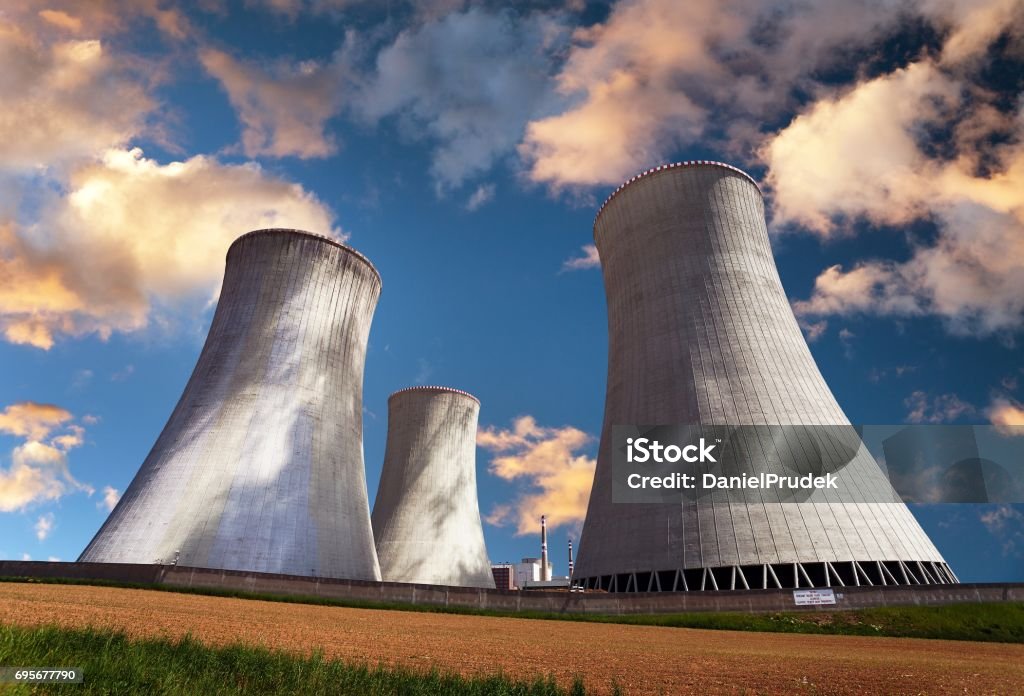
[72,164,960,601]
[573,161,957,592]
[371,386,495,588]
[508,517,570,589]
[568,538,574,581]
[79,229,382,581]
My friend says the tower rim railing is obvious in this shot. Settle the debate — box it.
[230,228,381,286]
[388,385,480,404]
[593,161,762,232]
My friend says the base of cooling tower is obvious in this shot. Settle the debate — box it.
[576,560,959,593]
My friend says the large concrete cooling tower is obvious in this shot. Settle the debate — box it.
[79,229,382,581]
[574,162,956,592]
[371,386,495,588]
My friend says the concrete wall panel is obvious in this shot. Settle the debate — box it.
[1,562,1016,615]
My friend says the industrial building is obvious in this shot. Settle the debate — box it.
[491,518,573,590]
[512,557,552,588]
[372,386,495,588]
[79,229,382,581]
[573,162,957,592]
[491,563,515,590]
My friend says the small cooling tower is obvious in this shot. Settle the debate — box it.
[372,386,495,588]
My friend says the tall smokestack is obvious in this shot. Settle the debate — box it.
[540,515,551,581]
[568,538,574,580]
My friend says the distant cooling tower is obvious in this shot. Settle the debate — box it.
[80,229,382,581]
[574,162,956,592]
[372,386,495,588]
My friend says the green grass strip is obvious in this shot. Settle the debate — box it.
[2,575,1023,643]
[0,623,600,696]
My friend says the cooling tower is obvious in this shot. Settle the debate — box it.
[371,386,495,588]
[574,162,956,592]
[79,229,382,581]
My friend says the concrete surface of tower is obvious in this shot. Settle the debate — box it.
[372,386,495,588]
[79,229,382,581]
[573,162,956,592]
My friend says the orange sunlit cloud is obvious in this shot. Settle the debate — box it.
[478,416,596,535]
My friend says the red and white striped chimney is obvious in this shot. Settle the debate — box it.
[540,515,551,582]
[568,538,574,580]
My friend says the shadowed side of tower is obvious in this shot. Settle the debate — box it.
[79,229,382,581]
[573,162,955,592]
[372,386,495,588]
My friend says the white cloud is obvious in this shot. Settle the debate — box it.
[519,0,927,189]
[0,401,92,512]
[34,512,54,541]
[200,47,345,159]
[987,397,1024,436]
[560,244,600,272]
[0,20,154,172]
[356,7,568,192]
[763,16,1024,337]
[0,402,73,440]
[71,369,94,390]
[6,1,193,40]
[761,62,960,236]
[245,0,482,21]
[979,504,1024,557]
[478,415,596,535]
[100,485,121,512]
[510,0,1023,341]
[904,391,976,424]
[798,319,828,343]
[790,206,1024,337]
[980,504,1024,532]
[51,425,84,451]
[521,0,731,187]
[413,358,433,385]
[838,328,856,358]
[928,0,1024,65]
[0,11,345,351]
[2,441,91,512]
[38,9,82,33]
[465,183,495,211]
[0,147,339,349]
[111,365,135,382]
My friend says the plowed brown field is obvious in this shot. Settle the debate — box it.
[2,583,1022,694]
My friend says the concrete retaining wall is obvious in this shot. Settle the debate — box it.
[2,561,1020,615]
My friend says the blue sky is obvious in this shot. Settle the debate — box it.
[0,0,1022,582]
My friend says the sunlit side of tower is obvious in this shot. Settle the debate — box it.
[80,229,382,581]
[371,386,495,588]
[573,162,955,592]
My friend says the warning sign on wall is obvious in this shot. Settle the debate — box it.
[793,588,837,606]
